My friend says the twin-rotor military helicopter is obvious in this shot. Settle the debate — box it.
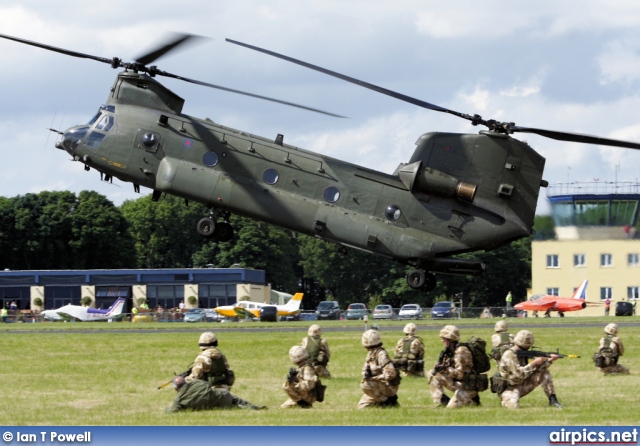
[2,32,640,291]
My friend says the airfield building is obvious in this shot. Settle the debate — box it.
[0,267,266,314]
[531,181,640,316]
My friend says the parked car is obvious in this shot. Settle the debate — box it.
[259,305,278,322]
[316,301,341,320]
[183,308,206,322]
[345,303,368,320]
[373,304,394,320]
[204,309,223,322]
[615,301,633,316]
[398,304,422,319]
[431,301,457,319]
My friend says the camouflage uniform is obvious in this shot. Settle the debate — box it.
[427,344,477,407]
[393,323,425,377]
[498,330,561,409]
[282,346,319,408]
[491,320,514,364]
[301,325,331,378]
[165,377,264,412]
[597,324,629,375]
[358,330,399,409]
[187,332,235,390]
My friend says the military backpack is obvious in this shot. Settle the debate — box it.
[460,336,491,374]
[593,335,618,368]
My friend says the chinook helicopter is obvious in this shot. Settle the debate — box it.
[2,32,640,292]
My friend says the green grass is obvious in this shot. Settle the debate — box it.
[1,317,638,425]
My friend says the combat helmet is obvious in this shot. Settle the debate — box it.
[289,345,309,364]
[514,330,534,349]
[604,323,618,336]
[439,325,460,342]
[362,329,382,348]
[403,322,417,335]
[308,324,322,337]
[198,331,218,349]
[494,320,508,333]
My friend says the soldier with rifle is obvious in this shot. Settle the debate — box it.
[427,325,480,408]
[358,329,400,409]
[281,345,320,408]
[497,330,563,409]
[165,375,266,412]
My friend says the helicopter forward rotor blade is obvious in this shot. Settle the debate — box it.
[155,69,346,118]
[510,126,640,150]
[0,32,115,66]
[225,38,469,120]
[134,33,206,66]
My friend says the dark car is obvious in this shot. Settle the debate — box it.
[259,305,278,322]
[431,301,457,319]
[615,301,633,316]
[316,301,341,320]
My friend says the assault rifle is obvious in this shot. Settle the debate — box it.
[286,367,298,384]
[517,348,580,359]
[434,349,449,373]
[157,364,193,390]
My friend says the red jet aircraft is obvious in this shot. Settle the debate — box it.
[515,280,592,317]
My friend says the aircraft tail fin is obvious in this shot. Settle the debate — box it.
[571,280,588,300]
[283,293,304,311]
[106,298,126,317]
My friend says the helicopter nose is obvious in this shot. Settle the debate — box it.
[59,125,89,156]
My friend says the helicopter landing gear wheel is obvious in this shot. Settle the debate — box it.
[422,273,436,292]
[407,269,426,290]
[197,217,216,237]
[213,222,234,242]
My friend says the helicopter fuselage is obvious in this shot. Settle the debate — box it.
[60,71,545,281]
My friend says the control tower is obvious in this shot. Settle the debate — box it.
[531,181,640,316]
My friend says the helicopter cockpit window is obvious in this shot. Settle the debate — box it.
[323,186,341,203]
[88,105,116,126]
[203,151,219,167]
[95,115,114,132]
[263,168,279,185]
[85,131,106,149]
[385,205,402,221]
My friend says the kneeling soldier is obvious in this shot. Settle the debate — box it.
[358,329,400,409]
[281,346,320,408]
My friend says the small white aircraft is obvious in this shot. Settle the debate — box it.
[41,298,126,322]
[214,293,304,319]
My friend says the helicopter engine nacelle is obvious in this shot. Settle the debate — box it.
[397,161,476,203]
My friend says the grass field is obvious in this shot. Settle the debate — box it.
[1,317,638,426]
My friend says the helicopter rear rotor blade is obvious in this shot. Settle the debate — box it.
[226,38,640,150]
[510,125,640,150]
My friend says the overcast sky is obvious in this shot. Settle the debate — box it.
[3,1,640,215]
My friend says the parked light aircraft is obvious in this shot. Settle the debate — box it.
[40,298,126,322]
[214,293,303,319]
[515,280,592,317]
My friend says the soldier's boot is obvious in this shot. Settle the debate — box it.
[232,396,266,410]
[296,400,312,409]
[433,394,450,407]
[472,395,481,406]
[381,395,399,408]
[548,394,562,409]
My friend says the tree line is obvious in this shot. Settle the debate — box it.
[0,190,541,310]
